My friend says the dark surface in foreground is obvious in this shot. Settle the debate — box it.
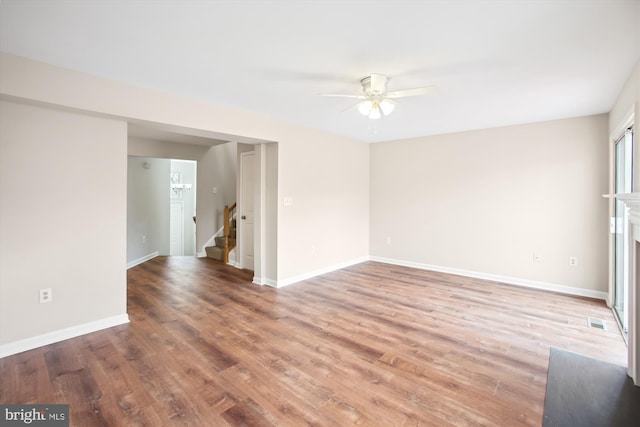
[543,347,640,427]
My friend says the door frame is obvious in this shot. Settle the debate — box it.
[608,110,636,384]
[235,142,277,285]
[609,111,635,306]
[613,129,633,337]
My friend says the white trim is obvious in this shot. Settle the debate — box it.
[618,193,640,227]
[228,248,238,266]
[196,251,206,258]
[616,192,640,385]
[606,122,635,308]
[127,251,159,269]
[608,131,617,308]
[609,107,634,142]
[256,144,267,280]
[253,276,277,287]
[274,256,369,288]
[263,278,278,287]
[370,256,608,300]
[0,314,130,358]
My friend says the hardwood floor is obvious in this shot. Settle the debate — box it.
[0,257,627,426]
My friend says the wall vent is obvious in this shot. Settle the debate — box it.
[587,317,607,330]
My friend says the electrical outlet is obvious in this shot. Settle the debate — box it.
[533,253,541,263]
[385,236,391,245]
[142,235,147,244]
[39,288,53,303]
[569,256,578,267]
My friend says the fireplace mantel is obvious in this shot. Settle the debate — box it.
[612,192,640,386]
[616,193,640,227]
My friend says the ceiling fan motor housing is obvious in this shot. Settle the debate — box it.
[361,73,389,97]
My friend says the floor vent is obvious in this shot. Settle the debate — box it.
[587,317,607,330]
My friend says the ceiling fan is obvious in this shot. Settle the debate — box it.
[320,73,435,119]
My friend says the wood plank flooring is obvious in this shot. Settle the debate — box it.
[0,257,627,426]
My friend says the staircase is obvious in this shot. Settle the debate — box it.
[205,203,237,263]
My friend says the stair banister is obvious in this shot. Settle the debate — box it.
[223,203,237,263]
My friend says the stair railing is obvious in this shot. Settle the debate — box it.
[223,203,237,263]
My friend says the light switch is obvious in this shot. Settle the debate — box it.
[283,197,293,206]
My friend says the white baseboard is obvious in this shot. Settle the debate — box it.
[0,314,130,358]
[127,251,159,269]
[275,256,369,288]
[263,278,278,288]
[253,276,278,287]
[196,251,206,258]
[370,256,608,300]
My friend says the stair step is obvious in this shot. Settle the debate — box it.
[214,236,236,248]
[205,245,224,261]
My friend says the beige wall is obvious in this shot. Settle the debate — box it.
[127,156,171,262]
[0,100,128,346]
[277,130,370,282]
[0,53,369,322]
[370,114,610,293]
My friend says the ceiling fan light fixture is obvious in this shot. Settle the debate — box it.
[368,105,382,120]
[358,100,373,116]
[379,99,395,116]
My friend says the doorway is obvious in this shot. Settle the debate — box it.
[169,160,197,256]
[126,157,196,266]
[169,201,184,255]
[614,128,634,338]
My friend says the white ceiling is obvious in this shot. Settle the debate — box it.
[1,0,639,143]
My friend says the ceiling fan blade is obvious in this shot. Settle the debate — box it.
[386,86,435,99]
[340,101,365,113]
[319,93,366,99]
